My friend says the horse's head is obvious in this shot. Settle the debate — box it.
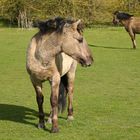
[113,11,120,25]
[60,20,93,67]
[113,11,134,25]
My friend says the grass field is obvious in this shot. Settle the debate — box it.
[0,27,140,140]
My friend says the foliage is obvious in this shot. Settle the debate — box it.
[1,0,140,27]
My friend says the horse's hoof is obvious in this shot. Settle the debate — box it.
[51,127,59,133]
[38,123,45,129]
[47,117,52,124]
[67,116,74,121]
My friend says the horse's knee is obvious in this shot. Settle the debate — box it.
[51,73,60,88]
[35,86,44,106]
[50,74,60,105]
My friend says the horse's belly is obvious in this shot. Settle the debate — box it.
[56,53,74,76]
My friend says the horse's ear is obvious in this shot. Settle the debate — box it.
[73,19,81,29]
[113,11,121,15]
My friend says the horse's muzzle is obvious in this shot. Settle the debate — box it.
[86,56,94,66]
[112,19,119,25]
[80,56,94,67]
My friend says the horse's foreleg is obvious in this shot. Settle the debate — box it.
[67,81,74,121]
[133,34,136,49]
[129,32,136,49]
[50,74,60,133]
[31,79,45,129]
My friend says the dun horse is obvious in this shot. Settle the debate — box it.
[113,11,140,49]
[26,17,93,133]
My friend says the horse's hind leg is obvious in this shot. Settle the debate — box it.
[31,78,45,129]
[67,73,75,121]
[67,62,77,121]
[47,110,52,124]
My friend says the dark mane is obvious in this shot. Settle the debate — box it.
[38,17,84,34]
[114,11,134,20]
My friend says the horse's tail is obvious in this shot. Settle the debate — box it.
[58,74,68,113]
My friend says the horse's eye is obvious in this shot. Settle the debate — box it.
[77,37,83,43]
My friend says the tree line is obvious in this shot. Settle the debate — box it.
[0,0,140,28]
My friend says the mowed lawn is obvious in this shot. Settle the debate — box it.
[0,27,140,140]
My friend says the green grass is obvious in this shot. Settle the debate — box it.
[0,27,140,140]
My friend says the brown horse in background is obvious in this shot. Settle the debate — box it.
[26,17,93,133]
[113,11,140,49]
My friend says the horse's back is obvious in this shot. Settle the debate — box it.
[55,53,77,77]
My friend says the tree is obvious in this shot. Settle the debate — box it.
[1,0,140,27]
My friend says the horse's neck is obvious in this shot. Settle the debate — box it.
[120,20,129,30]
[36,32,62,65]
[120,20,126,26]
[46,33,62,55]
[120,20,130,29]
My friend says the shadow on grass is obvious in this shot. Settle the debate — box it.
[89,44,131,50]
[0,104,50,132]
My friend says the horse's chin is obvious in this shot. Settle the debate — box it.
[79,59,92,67]
[81,64,88,67]
[81,63,92,67]
[72,56,92,67]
